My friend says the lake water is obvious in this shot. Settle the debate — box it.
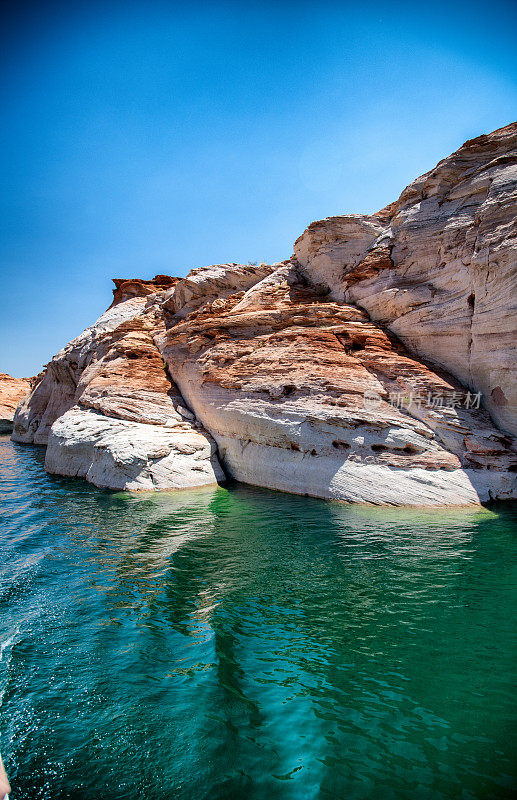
[0,436,516,799]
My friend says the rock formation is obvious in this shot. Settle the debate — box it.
[0,373,32,433]
[12,284,223,491]
[12,124,517,504]
[294,122,517,436]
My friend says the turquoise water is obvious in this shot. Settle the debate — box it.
[0,437,516,800]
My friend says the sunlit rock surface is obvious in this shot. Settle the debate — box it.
[45,408,224,491]
[294,122,517,436]
[12,280,223,491]
[158,261,516,506]
[13,125,517,504]
[0,373,32,433]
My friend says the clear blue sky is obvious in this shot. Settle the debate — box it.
[1,0,516,377]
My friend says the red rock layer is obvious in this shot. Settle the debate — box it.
[11,124,517,503]
[111,275,178,306]
[0,373,32,429]
[294,122,517,436]
[160,263,516,476]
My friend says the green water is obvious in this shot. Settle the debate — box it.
[0,438,516,800]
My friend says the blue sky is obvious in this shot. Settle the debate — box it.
[1,0,516,377]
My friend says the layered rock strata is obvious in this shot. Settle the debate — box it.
[158,260,516,505]
[12,124,517,504]
[294,122,517,435]
[12,281,223,491]
[0,373,32,433]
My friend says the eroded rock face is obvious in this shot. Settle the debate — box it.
[13,297,151,445]
[13,124,517,504]
[111,275,178,306]
[294,122,517,436]
[158,262,516,506]
[162,262,275,318]
[45,408,224,491]
[0,373,32,433]
[12,287,223,491]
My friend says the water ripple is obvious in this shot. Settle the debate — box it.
[0,437,516,799]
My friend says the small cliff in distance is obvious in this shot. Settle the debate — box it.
[0,373,32,433]
[12,123,517,505]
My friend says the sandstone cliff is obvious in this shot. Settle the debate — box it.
[12,124,517,504]
[0,373,32,433]
[294,122,517,436]
[12,281,224,491]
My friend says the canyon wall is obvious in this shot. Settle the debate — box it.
[11,124,517,504]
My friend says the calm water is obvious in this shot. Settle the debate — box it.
[0,437,516,800]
